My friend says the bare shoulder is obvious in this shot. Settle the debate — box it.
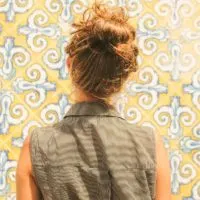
[154,129,169,167]
[16,134,32,176]
[16,132,42,200]
[17,127,42,176]
[24,134,31,145]
[153,128,172,200]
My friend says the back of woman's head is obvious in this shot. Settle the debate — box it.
[65,1,139,103]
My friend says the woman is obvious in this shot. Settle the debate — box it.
[16,1,171,200]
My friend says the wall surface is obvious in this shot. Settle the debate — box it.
[0,0,200,199]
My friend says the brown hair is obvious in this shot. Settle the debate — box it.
[65,0,139,104]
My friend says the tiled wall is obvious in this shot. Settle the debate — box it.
[0,0,200,199]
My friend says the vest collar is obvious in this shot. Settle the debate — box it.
[63,100,125,120]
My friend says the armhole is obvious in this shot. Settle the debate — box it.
[142,126,157,200]
[150,127,157,167]
[29,128,40,187]
[141,126,157,167]
[150,127,158,200]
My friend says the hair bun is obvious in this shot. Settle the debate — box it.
[88,36,115,54]
[81,2,132,54]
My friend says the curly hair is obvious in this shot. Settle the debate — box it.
[65,0,139,104]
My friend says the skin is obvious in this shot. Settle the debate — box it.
[16,57,172,200]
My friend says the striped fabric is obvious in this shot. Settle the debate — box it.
[30,101,156,200]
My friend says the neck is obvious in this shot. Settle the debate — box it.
[70,86,106,104]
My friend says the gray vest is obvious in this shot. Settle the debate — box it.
[30,101,156,200]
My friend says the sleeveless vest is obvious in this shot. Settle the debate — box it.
[30,101,157,200]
